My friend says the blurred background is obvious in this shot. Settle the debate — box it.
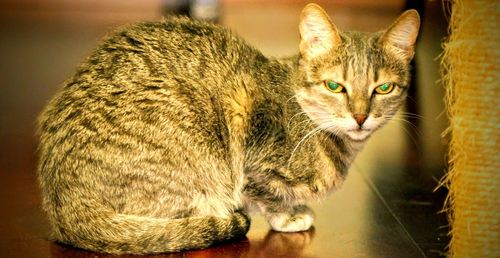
[0,0,450,257]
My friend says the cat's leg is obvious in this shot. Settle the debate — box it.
[263,204,315,232]
[243,177,315,232]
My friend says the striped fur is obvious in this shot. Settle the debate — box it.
[37,4,419,254]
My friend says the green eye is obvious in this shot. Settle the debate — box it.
[375,82,395,94]
[324,81,345,93]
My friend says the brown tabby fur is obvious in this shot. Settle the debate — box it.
[37,4,420,254]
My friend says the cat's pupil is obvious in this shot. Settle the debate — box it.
[380,83,390,91]
[327,81,340,90]
[374,82,395,94]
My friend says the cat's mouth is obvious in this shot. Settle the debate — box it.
[346,128,372,141]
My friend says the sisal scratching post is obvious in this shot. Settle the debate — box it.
[441,0,500,257]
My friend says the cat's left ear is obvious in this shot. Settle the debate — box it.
[299,4,341,60]
[381,10,420,61]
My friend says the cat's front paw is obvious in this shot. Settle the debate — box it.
[267,205,315,232]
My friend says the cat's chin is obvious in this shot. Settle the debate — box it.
[345,129,372,142]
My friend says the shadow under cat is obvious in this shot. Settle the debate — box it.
[49,228,316,258]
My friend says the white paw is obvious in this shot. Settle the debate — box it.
[268,206,315,232]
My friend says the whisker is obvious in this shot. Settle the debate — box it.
[285,94,299,108]
[383,115,422,146]
[287,111,332,133]
[324,124,342,137]
[396,111,424,120]
[406,95,419,105]
[287,111,323,131]
[386,115,422,136]
[287,125,325,168]
[287,112,308,130]
[290,118,313,133]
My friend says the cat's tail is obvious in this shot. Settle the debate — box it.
[52,209,250,254]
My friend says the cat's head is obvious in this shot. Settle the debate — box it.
[294,4,420,142]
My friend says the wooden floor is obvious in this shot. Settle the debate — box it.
[0,1,449,257]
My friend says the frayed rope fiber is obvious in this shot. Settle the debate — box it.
[441,0,499,257]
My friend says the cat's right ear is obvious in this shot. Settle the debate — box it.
[299,4,341,60]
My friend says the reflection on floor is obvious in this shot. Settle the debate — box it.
[0,1,449,257]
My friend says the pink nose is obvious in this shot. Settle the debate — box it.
[354,114,367,126]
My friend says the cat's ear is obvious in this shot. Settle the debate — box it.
[299,4,341,60]
[380,10,420,61]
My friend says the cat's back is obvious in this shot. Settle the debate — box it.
[86,17,261,82]
[37,17,268,166]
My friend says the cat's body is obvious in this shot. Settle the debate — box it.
[37,4,419,254]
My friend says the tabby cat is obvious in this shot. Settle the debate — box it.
[37,3,419,254]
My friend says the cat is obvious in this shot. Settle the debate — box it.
[37,3,419,254]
